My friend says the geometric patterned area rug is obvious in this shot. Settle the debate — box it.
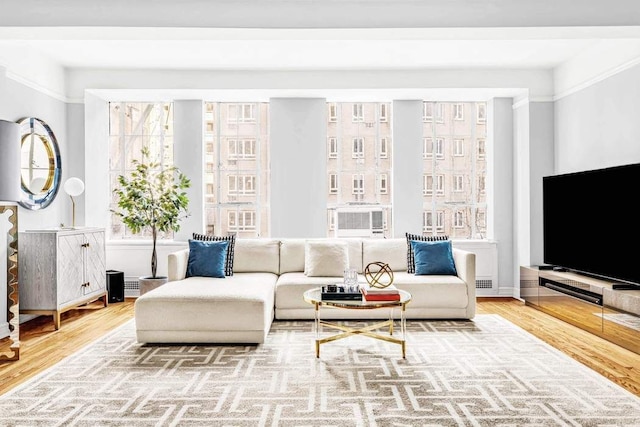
[1,314,639,426]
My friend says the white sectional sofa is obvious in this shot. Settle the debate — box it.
[134,238,476,344]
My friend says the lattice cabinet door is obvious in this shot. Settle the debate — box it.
[19,227,108,329]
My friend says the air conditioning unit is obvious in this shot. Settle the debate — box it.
[335,208,384,238]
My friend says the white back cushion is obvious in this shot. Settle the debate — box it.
[304,240,349,277]
[280,238,363,274]
[362,238,407,272]
[233,239,281,274]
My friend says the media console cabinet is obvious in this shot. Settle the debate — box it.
[520,266,640,355]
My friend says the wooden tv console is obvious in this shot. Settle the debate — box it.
[520,266,640,355]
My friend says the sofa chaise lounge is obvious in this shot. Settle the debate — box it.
[134,238,476,344]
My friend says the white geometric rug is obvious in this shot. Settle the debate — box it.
[1,314,639,426]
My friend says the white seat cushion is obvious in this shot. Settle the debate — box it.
[135,272,277,343]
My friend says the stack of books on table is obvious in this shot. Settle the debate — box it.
[320,284,363,301]
[359,283,401,301]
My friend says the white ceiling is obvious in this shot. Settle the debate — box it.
[0,27,637,71]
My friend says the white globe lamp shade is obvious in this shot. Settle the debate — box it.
[64,177,84,197]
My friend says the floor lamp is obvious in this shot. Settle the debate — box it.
[0,119,20,362]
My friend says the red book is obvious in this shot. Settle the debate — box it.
[363,292,401,301]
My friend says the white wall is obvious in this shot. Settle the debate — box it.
[555,63,640,174]
[0,67,70,230]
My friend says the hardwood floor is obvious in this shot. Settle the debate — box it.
[1,297,639,397]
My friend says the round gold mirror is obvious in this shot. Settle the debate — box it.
[18,117,61,210]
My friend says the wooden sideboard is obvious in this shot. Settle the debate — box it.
[19,227,108,329]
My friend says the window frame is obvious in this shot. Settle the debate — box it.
[454,174,464,192]
[379,137,388,159]
[422,102,433,122]
[477,102,487,124]
[453,103,464,121]
[329,173,338,194]
[454,138,464,157]
[453,210,465,229]
[328,137,338,159]
[228,210,256,231]
[352,137,364,158]
[227,103,256,123]
[352,103,364,122]
[378,173,388,194]
[352,173,365,194]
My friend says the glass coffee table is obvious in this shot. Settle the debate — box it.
[303,287,412,358]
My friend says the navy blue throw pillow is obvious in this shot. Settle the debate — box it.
[410,239,457,276]
[186,239,229,278]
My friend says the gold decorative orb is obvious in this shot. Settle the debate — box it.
[364,261,394,288]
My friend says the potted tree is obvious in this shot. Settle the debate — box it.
[112,146,190,294]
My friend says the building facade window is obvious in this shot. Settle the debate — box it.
[352,137,364,158]
[380,137,389,158]
[422,101,487,239]
[422,102,433,122]
[477,138,486,159]
[435,138,445,159]
[228,210,256,231]
[108,101,174,240]
[328,103,337,122]
[227,104,255,123]
[329,173,338,194]
[352,103,364,122]
[435,103,445,123]
[423,210,445,232]
[204,102,269,237]
[453,103,464,120]
[228,175,256,195]
[453,210,464,228]
[352,174,364,194]
[454,174,464,192]
[378,173,388,194]
[328,137,338,158]
[454,138,464,156]
[423,137,432,158]
[379,103,389,122]
[228,139,256,159]
[477,102,487,124]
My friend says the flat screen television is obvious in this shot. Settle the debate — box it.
[543,162,640,286]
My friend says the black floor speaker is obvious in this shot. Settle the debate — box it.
[106,270,125,303]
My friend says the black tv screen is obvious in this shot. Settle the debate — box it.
[543,162,640,286]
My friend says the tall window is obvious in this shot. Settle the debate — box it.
[453,104,464,120]
[329,173,338,194]
[379,103,389,122]
[352,174,364,194]
[352,103,364,122]
[108,102,173,240]
[352,137,364,158]
[326,102,392,237]
[380,137,389,158]
[378,174,388,194]
[328,103,337,122]
[328,137,338,158]
[204,102,269,237]
[422,101,487,238]
[227,104,255,123]
[454,139,464,156]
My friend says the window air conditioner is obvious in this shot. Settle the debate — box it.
[335,208,384,238]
